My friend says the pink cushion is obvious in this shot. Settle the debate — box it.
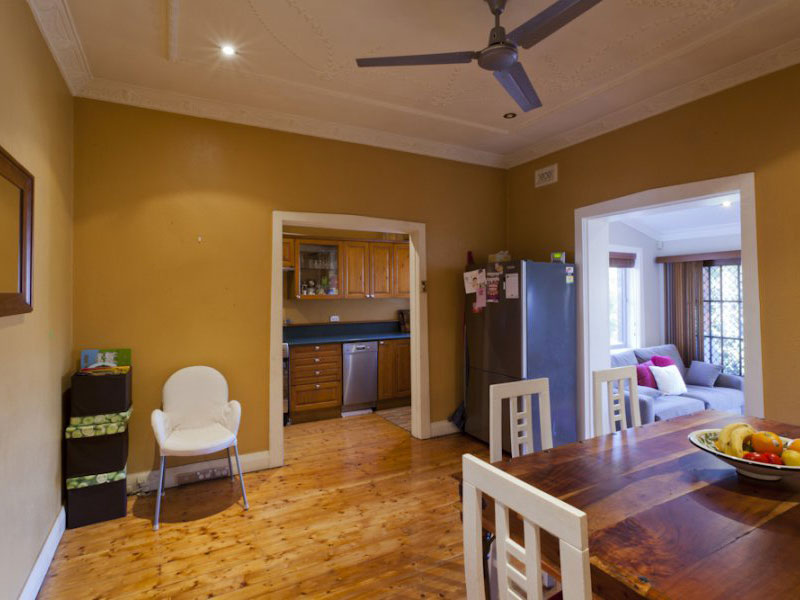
[636,360,657,388]
[651,354,675,368]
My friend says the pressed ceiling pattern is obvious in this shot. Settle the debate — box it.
[29,0,800,166]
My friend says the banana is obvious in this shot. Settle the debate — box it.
[718,422,749,454]
[727,424,756,458]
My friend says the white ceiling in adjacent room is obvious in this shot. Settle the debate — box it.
[612,193,741,241]
[29,0,800,167]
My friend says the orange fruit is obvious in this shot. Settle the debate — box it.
[751,431,784,456]
[788,439,800,453]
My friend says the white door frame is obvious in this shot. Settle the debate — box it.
[574,174,763,439]
[269,211,431,467]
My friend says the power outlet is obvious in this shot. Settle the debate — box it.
[330,315,340,322]
[535,163,558,188]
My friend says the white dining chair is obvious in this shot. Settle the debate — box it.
[592,365,641,436]
[150,366,249,530]
[489,378,553,463]
[462,454,591,600]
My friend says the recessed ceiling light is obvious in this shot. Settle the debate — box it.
[221,45,236,57]
[721,200,732,208]
[503,112,517,119]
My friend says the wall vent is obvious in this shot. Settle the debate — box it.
[535,163,558,188]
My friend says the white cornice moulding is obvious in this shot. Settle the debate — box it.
[27,0,91,95]
[79,78,507,168]
[658,223,742,242]
[623,220,741,243]
[503,37,800,168]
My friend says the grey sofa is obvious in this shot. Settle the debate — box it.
[611,343,744,424]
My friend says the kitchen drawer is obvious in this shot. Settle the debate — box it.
[291,381,341,412]
[291,343,341,356]
[291,363,341,384]
[291,353,342,368]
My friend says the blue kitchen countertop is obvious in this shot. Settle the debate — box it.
[285,332,410,346]
[284,320,409,347]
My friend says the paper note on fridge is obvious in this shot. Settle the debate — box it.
[463,269,486,294]
[505,273,519,299]
[475,285,487,308]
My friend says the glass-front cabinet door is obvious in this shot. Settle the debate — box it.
[294,239,343,299]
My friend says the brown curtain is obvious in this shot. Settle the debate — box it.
[664,261,704,365]
[609,252,636,268]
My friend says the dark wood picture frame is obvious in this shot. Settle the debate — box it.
[0,143,33,317]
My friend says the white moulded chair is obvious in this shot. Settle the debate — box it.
[150,366,249,530]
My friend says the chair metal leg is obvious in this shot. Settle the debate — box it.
[233,442,249,510]
[226,448,234,481]
[153,456,166,531]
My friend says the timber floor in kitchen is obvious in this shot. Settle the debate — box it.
[39,413,487,599]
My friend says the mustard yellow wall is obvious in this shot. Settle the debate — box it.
[507,63,800,425]
[0,2,74,597]
[74,99,506,473]
[0,178,21,291]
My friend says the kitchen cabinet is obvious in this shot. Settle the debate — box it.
[370,243,394,298]
[294,239,343,299]
[289,343,342,423]
[393,243,410,297]
[343,242,368,298]
[288,234,409,300]
[394,339,411,396]
[282,238,294,268]
[377,338,411,408]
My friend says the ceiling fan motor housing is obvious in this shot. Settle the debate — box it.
[478,43,518,71]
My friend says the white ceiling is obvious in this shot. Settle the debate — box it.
[612,193,740,241]
[29,0,800,168]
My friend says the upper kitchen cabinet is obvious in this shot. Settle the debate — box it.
[294,239,343,299]
[370,243,394,299]
[343,242,369,298]
[393,243,410,298]
[282,238,294,269]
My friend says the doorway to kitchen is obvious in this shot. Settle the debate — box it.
[269,212,431,468]
[574,174,764,439]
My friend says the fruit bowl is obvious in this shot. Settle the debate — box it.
[689,429,800,481]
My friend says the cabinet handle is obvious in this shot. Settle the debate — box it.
[314,345,320,350]
[379,341,385,345]
[314,358,320,363]
[315,384,320,389]
[315,370,320,375]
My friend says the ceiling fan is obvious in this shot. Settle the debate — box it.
[355,0,603,113]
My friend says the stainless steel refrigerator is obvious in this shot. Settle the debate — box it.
[464,260,577,452]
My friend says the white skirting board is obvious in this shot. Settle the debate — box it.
[429,419,461,437]
[19,507,65,600]
[126,450,271,494]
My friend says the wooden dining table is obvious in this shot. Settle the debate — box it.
[460,411,800,599]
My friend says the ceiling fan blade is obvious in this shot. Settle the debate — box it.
[493,62,542,112]
[507,0,603,49]
[356,51,476,67]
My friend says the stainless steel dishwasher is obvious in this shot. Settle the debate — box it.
[342,341,378,411]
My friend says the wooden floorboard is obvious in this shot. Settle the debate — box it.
[40,414,486,599]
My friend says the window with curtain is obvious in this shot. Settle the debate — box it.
[609,267,628,348]
[609,252,636,349]
[703,263,744,376]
